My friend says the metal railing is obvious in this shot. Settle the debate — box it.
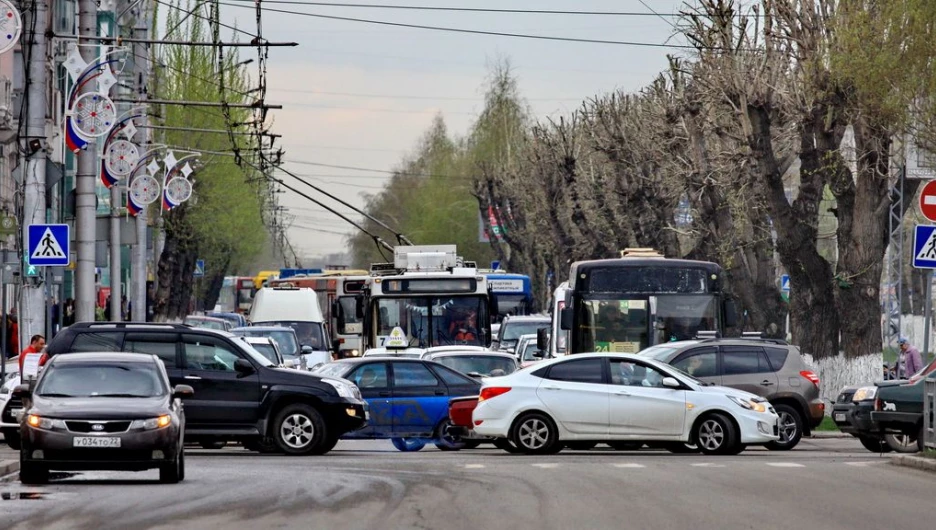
[925,379,935,451]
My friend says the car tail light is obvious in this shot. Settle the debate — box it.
[800,370,820,386]
[874,398,881,411]
[479,387,511,402]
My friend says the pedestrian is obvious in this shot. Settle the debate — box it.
[897,338,924,378]
[19,334,47,377]
[63,298,75,327]
[7,314,18,358]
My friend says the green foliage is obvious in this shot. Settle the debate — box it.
[154,0,269,276]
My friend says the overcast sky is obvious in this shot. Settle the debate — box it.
[212,0,690,260]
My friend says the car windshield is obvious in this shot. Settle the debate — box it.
[376,295,488,347]
[262,321,325,350]
[251,343,279,363]
[313,362,352,379]
[500,321,549,342]
[517,341,542,361]
[435,355,517,377]
[242,330,299,356]
[234,338,276,367]
[37,363,166,398]
[909,357,936,383]
[186,318,226,331]
[638,344,684,361]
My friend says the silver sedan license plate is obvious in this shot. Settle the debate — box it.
[73,437,121,448]
[834,413,846,422]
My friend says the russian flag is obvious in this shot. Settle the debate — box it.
[162,187,176,211]
[127,194,141,216]
[65,117,88,153]
[100,160,118,188]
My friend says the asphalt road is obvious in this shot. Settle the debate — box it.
[0,438,931,530]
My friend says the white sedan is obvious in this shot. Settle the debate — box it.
[472,353,780,455]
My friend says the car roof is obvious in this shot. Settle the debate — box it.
[231,326,295,332]
[503,315,550,322]
[425,345,489,353]
[51,352,158,364]
[426,351,517,360]
[185,315,227,323]
[328,357,428,365]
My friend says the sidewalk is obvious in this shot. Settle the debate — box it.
[890,453,936,473]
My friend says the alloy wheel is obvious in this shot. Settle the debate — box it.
[698,419,725,451]
[280,413,315,449]
[777,411,798,444]
[518,418,550,450]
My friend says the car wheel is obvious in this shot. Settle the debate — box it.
[244,437,278,453]
[19,460,48,485]
[662,442,699,454]
[765,404,803,451]
[694,413,740,455]
[159,451,182,484]
[510,412,560,455]
[272,403,328,455]
[434,419,467,451]
[462,440,482,450]
[492,438,522,453]
[858,436,892,453]
[565,441,598,451]
[199,440,226,450]
[3,430,21,450]
[607,441,643,451]
[884,432,919,453]
[391,438,426,452]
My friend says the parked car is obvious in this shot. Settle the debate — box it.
[26,322,367,455]
[422,350,520,380]
[639,337,823,450]
[867,361,936,453]
[361,348,426,359]
[832,380,916,452]
[494,315,551,353]
[313,358,480,452]
[15,352,192,484]
[207,311,248,329]
[473,353,780,455]
[242,336,286,367]
[183,315,232,332]
[230,326,303,367]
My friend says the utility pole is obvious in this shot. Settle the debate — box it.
[21,0,48,344]
[131,0,151,321]
[75,0,99,322]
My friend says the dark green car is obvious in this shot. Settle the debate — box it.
[870,369,936,453]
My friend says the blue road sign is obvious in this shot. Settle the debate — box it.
[194,259,205,277]
[27,224,70,266]
[913,225,936,269]
[780,274,790,292]
[491,261,501,271]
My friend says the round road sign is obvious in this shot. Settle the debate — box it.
[920,180,936,222]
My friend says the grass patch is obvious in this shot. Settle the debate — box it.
[922,450,936,459]
[815,416,839,432]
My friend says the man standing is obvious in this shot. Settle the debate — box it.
[19,334,47,377]
[897,338,924,378]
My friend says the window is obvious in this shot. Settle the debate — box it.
[609,360,669,387]
[430,364,478,386]
[391,362,440,388]
[721,346,772,375]
[546,359,605,384]
[349,363,389,389]
[70,332,122,353]
[672,347,718,378]
[183,335,241,372]
[764,346,790,371]
[124,333,178,368]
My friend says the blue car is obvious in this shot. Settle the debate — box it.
[207,311,248,329]
[313,358,481,451]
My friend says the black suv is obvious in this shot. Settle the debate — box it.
[30,322,367,455]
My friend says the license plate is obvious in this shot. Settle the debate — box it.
[73,437,121,448]
[10,408,22,420]
[834,413,846,422]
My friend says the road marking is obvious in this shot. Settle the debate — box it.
[844,461,883,467]
[464,464,486,469]
[690,463,725,468]
[765,463,805,468]
[531,463,560,469]
[612,463,646,468]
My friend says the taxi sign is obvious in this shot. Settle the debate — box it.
[385,327,409,349]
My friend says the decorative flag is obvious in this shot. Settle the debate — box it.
[127,193,142,216]
[65,117,88,153]
[100,160,118,188]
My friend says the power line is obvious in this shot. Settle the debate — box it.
[272,87,582,102]
[275,101,477,115]
[218,0,690,17]
[215,1,697,48]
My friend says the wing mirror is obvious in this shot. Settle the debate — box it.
[536,328,548,351]
[559,307,573,330]
[723,299,738,328]
[234,358,255,375]
[173,384,195,398]
[12,384,31,399]
[301,345,314,354]
[661,377,681,389]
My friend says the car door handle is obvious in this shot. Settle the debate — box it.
[184,375,202,381]
[543,386,561,391]
[434,390,446,396]
[615,390,631,397]
[378,391,391,397]
[760,380,774,386]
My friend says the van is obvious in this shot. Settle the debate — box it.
[248,286,332,368]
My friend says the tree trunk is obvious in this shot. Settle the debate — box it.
[202,254,231,312]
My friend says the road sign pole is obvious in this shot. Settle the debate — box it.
[925,271,934,360]
[109,185,121,322]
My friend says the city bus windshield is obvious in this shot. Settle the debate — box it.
[375,296,488,348]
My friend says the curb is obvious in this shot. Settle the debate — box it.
[890,454,936,473]
[0,459,18,481]
[808,432,852,439]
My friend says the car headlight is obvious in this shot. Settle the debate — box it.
[852,386,877,402]
[727,395,767,413]
[130,415,172,430]
[26,415,66,430]
[351,350,360,357]
[322,378,360,400]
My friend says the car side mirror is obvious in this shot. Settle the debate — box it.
[723,299,738,328]
[355,295,365,319]
[661,377,681,389]
[12,384,31,399]
[301,345,314,354]
[560,307,573,330]
[536,328,548,351]
[173,384,195,398]
[234,358,255,375]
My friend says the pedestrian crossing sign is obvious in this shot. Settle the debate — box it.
[194,259,205,278]
[27,224,70,267]
[913,225,936,269]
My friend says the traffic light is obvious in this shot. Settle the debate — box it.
[26,264,38,277]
